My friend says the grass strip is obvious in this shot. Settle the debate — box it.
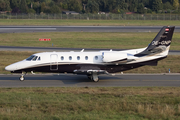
[0,87,180,120]
[0,19,180,26]
[1,51,180,74]
[0,32,180,50]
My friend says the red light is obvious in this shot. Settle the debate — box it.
[39,38,51,41]
[165,28,169,31]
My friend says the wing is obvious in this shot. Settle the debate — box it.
[73,69,108,75]
[73,64,108,75]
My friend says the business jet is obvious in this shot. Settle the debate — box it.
[5,26,175,82]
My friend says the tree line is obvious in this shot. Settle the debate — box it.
[0,0,179,14]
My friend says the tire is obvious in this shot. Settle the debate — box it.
[20,76,24,81]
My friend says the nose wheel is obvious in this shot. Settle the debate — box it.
[19,72,26,81]
[20,76,24,81]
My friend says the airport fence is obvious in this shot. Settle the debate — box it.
[0,13,180,20]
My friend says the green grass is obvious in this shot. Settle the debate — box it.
[0,19,180,26]
[0,32,180,50]
[125,55,180,73]
[1,51,180,74]
[0,87,180,120]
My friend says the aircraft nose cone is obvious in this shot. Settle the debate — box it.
[5,64,16,71]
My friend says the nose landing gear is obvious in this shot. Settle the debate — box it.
[19,72,27,81]
[20,76,24,81]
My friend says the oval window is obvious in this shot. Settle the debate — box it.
[69,56,72,60]
[61,56,64,60]
[85,56,88,60]
[77,56,80,60]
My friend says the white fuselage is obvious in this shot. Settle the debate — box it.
[5,47,168,73]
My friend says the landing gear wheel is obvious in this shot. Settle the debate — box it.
[19,71,26,81]
[20,76,24,81]
[92,75,99,82]
[87,73,99,82]
[87,75,92,80]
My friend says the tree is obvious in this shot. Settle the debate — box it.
[163,1,173,10]
[1,0,179,14]
[19,0,28,13]
[28,8,36,13]
[50,5,61,13]
[98,0,108,12]
[0,0,11,11]
[33,2,40,13]
[41,2,46,12]
[10,0,20,8]
[128,0,138,12]
[152,0,163,12]
[68,0,82,12]
[137,3,145,14]
[86,0,99,13]
[117,0,127,11]
[107,0,117,12]
[43,6,51,13]
[60,2,68,10]
[11,7,21,13]
[111,0,127,13]
[173,0,179,10]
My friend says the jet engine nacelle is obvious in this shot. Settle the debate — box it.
[102,52,127,63]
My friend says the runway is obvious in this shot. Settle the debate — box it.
[0,74,180,87]
[0,26,180,33]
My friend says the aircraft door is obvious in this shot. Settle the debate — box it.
[50,54,58,71]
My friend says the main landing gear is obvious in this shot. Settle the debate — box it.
[87,73,99,82]
[20,72,27,81]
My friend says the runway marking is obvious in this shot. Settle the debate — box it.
[142,80,180,82]
[100,80,180,82]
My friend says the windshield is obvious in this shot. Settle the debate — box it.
[32,56,38,61]
[26,55,35,61]
[26,55,41,61]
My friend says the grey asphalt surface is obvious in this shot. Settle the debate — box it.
[0,46,180,55]
[0,74,180,87]
[0,26,180,33]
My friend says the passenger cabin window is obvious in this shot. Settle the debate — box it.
[85,56,88,60]
[77,56,80,60]
[69,56,72,60]
[61,56,64,60]
[95,56,98,60]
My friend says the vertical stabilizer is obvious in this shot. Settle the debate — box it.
[134,26,175,57]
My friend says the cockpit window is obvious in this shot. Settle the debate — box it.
[32,56,38,61]
[26,55,35,61]
[38,57,41,61]
[26,55,39,61]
